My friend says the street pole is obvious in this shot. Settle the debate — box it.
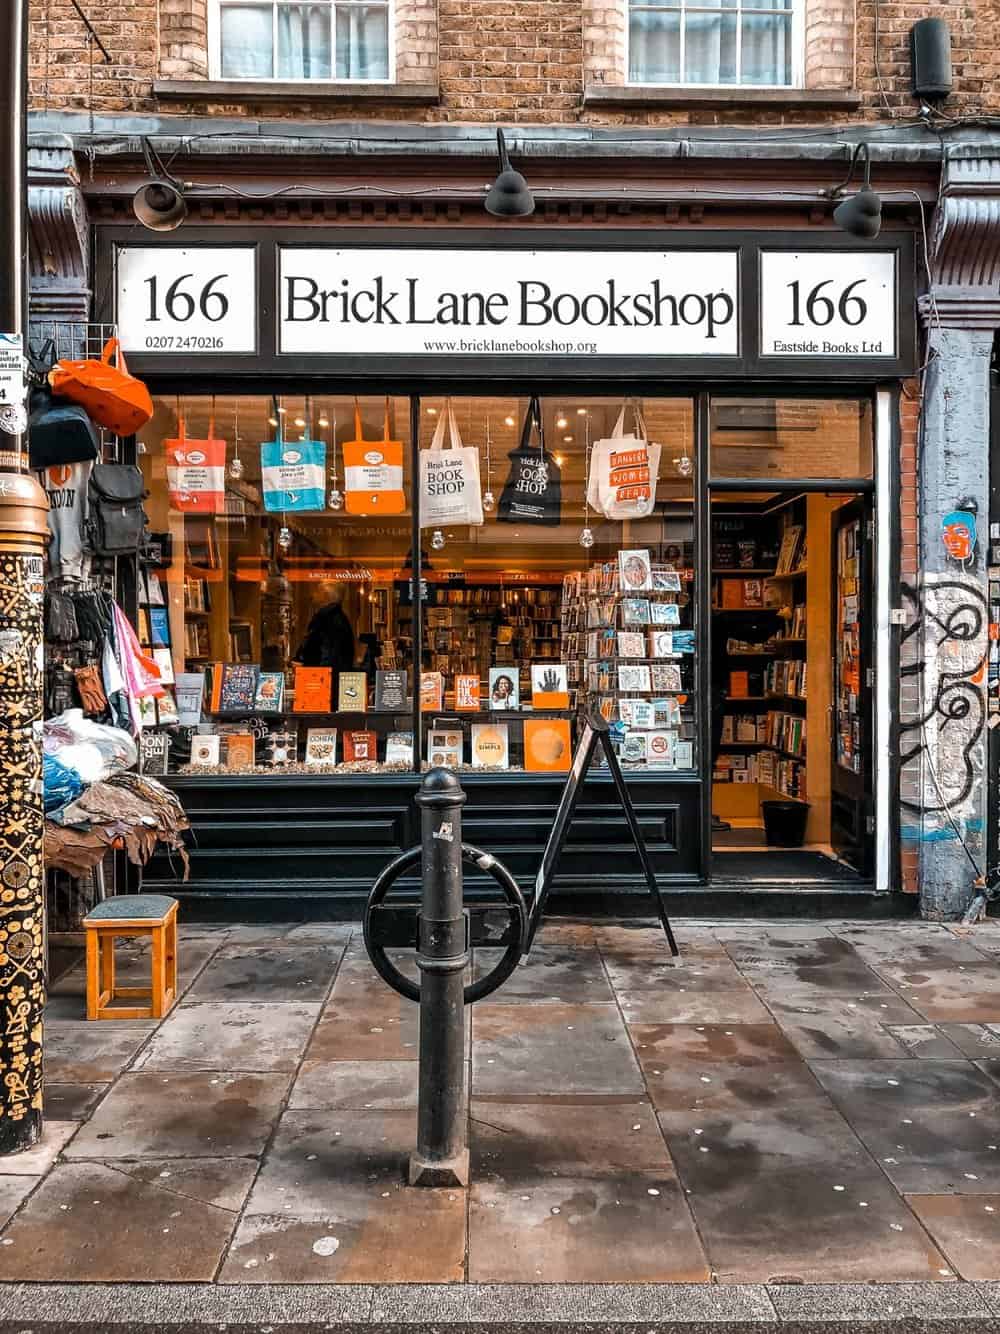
[0,0,51,1152]
[409,768,469,1187]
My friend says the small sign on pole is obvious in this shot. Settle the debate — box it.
[527,712,678,956]
[0,334,26,436]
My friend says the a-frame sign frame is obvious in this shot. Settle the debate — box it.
[526,713,679,956]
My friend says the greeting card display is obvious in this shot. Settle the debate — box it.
[617,631,646,659]
[646,730,676,768]
[618,549,652,592]
[650,602,680,626]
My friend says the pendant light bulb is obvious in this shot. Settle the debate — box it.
[674,455,693,478]
[579,526,595,549]
[228,455,245,482]
[327,487,344,511]
[431,529,446,551]
[482,489,496,513]
[278,526,293,550]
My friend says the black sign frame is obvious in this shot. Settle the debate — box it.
[94,226,917,384]
[526,713,679,957]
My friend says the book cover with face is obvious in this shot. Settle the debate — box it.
[488,668,519,710]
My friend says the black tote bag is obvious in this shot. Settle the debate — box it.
[497,397,561,526]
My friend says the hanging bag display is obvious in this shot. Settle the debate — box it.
[260,434,326,513]
[343,401,406,516]
[588,402,661,521]
[419,400,484,529]
[87,463,149,556]
[497,396,561,527]
[50,338,154,437]
[165,410,226,514]
[26,340,99,470]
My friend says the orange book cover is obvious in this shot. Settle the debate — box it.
[294,666,333,713]
[729,670,749,698]
[720,580,744,609]
[523,718,572,773]
[209,662,224,713]
[420,672,444,712]
[225,733,255,770]
[344,729,377,762]
[455,674,481,711]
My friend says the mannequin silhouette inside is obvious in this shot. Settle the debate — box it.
[294,583,357,674]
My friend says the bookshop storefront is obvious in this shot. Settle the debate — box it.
[100,227,915,916]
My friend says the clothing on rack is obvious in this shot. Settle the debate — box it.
[36,462,92,582]
[110,603,163,732]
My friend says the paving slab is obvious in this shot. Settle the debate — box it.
[43,1023,154,1083]
[764,994,919,1059]
[112,1157,260,1213]
[837,927,995,969]
[938,1023,1000,1058]
[722,936,893,997]
[468,1175,710,1283]
[0,1161,239,1282]
[220,1109,464,1283]
[187,944,344,1003]
[0,1176,39,1228]
[370,1282,775,1324]
[471,1099,671,1181]
[810,1059,1000,1193]
[906,1193,1000,1280]
[887,1025,967,1059]
[43,1082,108,1121]
[0,1120,79,1175]
[64,1071,289,1159]
[132,1001,320,1073]
[472,1002,642,1096]
[664,1106,953,1283]
[306,995,420,1062]
[602,949,746,995]
[473,945,614,1003]
[866,962,1000,1024]
[289,1059,419,1110]
[616,985,772,1025]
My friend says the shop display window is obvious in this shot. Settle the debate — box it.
[137,393,698,778]
[709,397,873,480]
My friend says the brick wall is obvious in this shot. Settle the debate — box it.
[898,382,921,895]
[27,0,999,123]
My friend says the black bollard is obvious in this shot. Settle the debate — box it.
[408,768,469,1187]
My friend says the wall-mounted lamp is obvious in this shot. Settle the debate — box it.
[132,138,188,232]
[825,144,882,239]
[485,130,535,218]
[911,17,952,101]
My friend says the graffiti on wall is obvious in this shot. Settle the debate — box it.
[941,509,978,566]
[899,574,989,839]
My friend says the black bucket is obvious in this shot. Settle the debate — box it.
[761,799,810,848]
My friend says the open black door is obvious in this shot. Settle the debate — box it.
[830,497,874,875]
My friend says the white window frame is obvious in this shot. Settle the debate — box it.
[208,0,395,84]
[625,0,804,90]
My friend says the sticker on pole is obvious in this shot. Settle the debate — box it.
[0,334,26,436]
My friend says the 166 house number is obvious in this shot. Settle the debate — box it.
[760,252,895,358]
[142,273,229,348]
[117,247,258,355]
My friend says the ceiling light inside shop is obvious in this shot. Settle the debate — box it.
[554,454,565,467]
[277,406,286,415]
[427,407,438,415]
[577,408,587,416]
[556,414,568,429]
[563,435,574,443]
[294,418,305,427]
[318,417,330,428]
[268,417,278,426]
[504,416,515,427]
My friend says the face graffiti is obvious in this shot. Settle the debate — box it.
[941,510,978,564]
[899,576,989,825]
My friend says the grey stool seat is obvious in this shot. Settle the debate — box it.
[84,894,177,924]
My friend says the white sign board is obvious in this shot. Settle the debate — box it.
[759,250,896,359]
[0,334,25,406]
[278,248,740,357]
[117,247,257,354]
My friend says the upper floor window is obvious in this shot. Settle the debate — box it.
[216,1,392,81]
[628,0,798,87]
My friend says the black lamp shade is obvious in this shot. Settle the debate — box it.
[133,180,187,231]
[833,185,882,239]
[485,129,535,218]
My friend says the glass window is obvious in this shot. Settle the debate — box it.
[137,394,698,779]
[629,0,794,87]
[218,0,391,80]
[710,397,873,480]
[415,397,698,777]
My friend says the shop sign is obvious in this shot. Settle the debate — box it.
[278,248,740,358]
[759,251,896,359]
[117,247,257,354]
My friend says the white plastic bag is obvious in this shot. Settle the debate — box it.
[419,401,484,528]
[43,708,138,783]
[588,404,661,520]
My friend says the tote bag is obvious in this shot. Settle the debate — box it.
[419,400,484,529]
[588,403,661,520]
[50,338,154,437]
[165,414,226,514]
[261,437,326,513]
[343,402,406,516]
[497,397,561,527]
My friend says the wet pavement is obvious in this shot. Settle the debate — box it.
[4,916,1000,1292]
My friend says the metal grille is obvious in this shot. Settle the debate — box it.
[28,321,119,364]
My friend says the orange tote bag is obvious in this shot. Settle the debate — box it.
[342,401,406,516]
[50,337,154,437]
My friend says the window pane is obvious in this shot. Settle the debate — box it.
[629,10,680,83]
[741,11,792,84]
[278,3,332,78]
[220,4,274,78]
[685,10,738,83]
[710,398,874,479]
[336,3,389,79]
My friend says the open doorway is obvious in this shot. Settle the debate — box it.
[709,490,873,883]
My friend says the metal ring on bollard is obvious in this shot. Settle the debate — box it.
[364,844,528,1004]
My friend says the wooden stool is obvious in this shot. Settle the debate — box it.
[83,894,179,1021]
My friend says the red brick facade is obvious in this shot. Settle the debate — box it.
[28,0,998,123]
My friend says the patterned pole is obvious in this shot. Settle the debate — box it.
[0,471,49,1152]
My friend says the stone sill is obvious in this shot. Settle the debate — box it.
[153,78,440,104]
[584,84,862,111]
